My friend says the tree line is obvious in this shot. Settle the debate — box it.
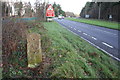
[2,1,34,17]
[1,1,66,21]
[80,2,120,22]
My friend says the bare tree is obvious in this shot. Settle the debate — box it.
[14,1,23,17]
[1,1,12,17]
[24,2,32,17]
[34,0,46,21]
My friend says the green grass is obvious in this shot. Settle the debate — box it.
[2,18,117,78]
[66,18,120,30]
[40,21,120,78]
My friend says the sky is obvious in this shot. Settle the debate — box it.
[48,0,92,15]
[21,0,92,15]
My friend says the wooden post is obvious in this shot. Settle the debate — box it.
[27,33,42,68]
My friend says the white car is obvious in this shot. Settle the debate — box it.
[58,15,65,19]
[58,15,62,19]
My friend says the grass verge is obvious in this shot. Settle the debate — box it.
[66,18,120,30]
[3,19,119,78]
[41,21,120,78]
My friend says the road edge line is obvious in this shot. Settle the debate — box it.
[55,20,120,62]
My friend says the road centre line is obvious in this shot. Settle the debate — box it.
[91,37,97,40]
[78,30,97,41]
[102,42,113,48]
[78,30,81,32]
[74,28,76,30]
[55,20,120,61]
[83,33,88,35]
[82,33,97,40]
[60,19,117,36]
[80,37,119,61]
[82,32,97,40]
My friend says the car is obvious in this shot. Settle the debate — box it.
[58,15,64,19]
[58,15,62,19]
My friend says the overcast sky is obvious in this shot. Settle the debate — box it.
[20,0,92,15]
[48,0,92,15]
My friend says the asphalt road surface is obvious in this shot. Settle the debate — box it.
[54,18,120,61]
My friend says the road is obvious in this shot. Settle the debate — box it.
[54,18,120,61]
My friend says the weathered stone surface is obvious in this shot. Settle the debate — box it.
[27,33,42,68]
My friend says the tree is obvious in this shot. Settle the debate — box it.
[34,0,45,21]
[53,2,65,17]
[2,2,10,17]
[14,1,23,17]
[80,2,120,22]
[24,2,32,17]
[2,2,6,17]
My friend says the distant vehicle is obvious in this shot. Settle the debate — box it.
[58,15,62,19]
[58,15,64,19]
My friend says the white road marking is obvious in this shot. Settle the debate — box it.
[83,33,87,35]
[78,30,81,32]
[56,21,120,62]
[81,37,120,62]
[92,37,97,40]
[74,28,76,30]
[102,42,113,48]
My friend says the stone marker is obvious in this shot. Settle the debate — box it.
[27,33,42,68]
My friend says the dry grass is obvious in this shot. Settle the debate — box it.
[2,19,28,77]
[2,19,52,78]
